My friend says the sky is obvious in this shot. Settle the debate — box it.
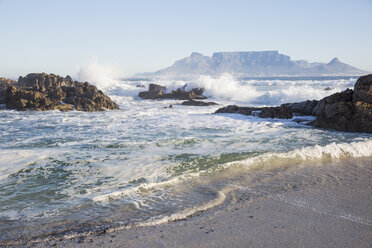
[0,0,371,79]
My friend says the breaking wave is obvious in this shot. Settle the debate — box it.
[106,74,356,106]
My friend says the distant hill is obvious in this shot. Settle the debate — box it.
[137,51,369,78]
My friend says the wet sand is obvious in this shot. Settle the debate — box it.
[8,158,372,247]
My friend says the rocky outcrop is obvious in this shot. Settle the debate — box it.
[282,100,319,116]
[6,86,74,111]
[353,74,372,104]
[138,84,207,100]
[0,78,16,104]
[181,100,218,106]
[214,105,261,116]
[214,75,372,133]
[310,74,372,133]
[214,105,292,119]
[258,106,293,119]
[3,73,119,111]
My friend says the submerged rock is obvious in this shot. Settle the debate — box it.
[138,84,207,100]
[181,100,218,106]
[214,105,261,116]
[3,73,119,111]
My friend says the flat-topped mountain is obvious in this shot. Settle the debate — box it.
[138,51,368,78]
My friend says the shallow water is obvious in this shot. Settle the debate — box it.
[1,76,371,241]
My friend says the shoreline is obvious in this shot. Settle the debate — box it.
[6,157,371,248]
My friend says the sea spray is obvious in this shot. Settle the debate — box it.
[194,74,263,102]
[77,60,121,90]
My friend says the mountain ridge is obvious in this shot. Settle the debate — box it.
[137,51,369,78]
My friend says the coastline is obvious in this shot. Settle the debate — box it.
[11,156,372,248]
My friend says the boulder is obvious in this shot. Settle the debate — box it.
[282,100,319,116]
[149,83,166,92]
[353,74,372,104]
[309,75,372,133]
[3,73,119,111]
[138,84,207,100]
[181,100,218,106]
[138,90,164,99]
[6,86,73,111]
[62,81,119,111]
[0,78,16,104]
[258,106,293,119]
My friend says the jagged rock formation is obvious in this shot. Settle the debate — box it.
[214,74,372,133]
[282,100,319,116]
[138,84,207,100]
[258,106,293,119]
[2,73,119,111]
[138,51,369,78]
[310,74,372,133]
[0,78,16,104]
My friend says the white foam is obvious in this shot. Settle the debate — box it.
[194,74,263,102]
[224,139,372,170]
[91,138,372,204]
[77,60,121,90]
[135,75,356,106]
[0,150,50,180]
[138,187,231,227]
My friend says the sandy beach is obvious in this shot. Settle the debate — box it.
[10,157,368,248]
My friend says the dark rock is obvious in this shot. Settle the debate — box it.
[258,106,293,119]
[138,90,164,99]
[214,75,372,132]
[311,89,353,117]
[282,100,319,116]
[62,81,119,111]
[149,83,166,92]
[214,105,261,116]
[309,75,372,133]
[181,100,218,106]
[4,73,119,111]
[6,86,73,111]
[215,105,293,119]
[162,88,207,100]
[0,78,16,104]
[353,74,372,104]
[138,84,207,100]
[324,87,333,91]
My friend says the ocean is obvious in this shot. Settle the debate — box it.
[1,75,371,242]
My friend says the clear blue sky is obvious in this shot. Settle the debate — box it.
[1,0,371,78]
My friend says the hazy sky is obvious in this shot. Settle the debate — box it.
[1,0,371,78]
